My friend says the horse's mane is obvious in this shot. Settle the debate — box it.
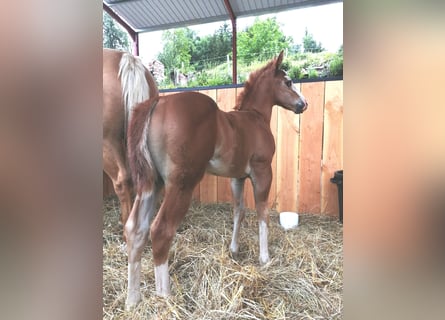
[234,58,276,111]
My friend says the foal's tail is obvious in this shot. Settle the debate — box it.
[118,52,151,134]
[127,96,160,196]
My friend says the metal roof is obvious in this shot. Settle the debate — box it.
[103,0,341,33]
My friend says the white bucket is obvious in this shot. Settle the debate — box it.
[279,211,299,230]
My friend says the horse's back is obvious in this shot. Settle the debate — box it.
[103,49,125,139]
[103,48,123,68]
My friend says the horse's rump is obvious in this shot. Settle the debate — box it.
[102,48,159,225]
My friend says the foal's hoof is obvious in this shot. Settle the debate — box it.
[155,290,170,298]
[229,249,240,261]
[259,256,270,266]
[125,292,141,311]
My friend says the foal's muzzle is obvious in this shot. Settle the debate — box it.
[294,99,308,114]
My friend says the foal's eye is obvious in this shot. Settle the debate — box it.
[285,80,292,87]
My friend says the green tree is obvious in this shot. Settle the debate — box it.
[103,11,130,51]
[338,44,343,55]
[191,23,232,71]
[238,17,291,64]
[302,28,324,53]
[158,28,196,76]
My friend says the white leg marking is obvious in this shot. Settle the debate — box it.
[230,211,241,254]
[140,191,151,200]
[126,262,141,310]
[141,191,157,228]
[124,191,156,310]
[259,221,270,265]
[230,178,245,256]
[154,261,170,297]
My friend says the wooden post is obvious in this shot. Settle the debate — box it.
[224,0,237,84]
[103,3,139,55]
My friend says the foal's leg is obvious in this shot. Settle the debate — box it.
[124,190,158,310]
[230,178,246,256]
[251,165,273,265]
[150,185,194,296]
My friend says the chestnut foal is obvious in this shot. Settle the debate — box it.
[125,51,307,309]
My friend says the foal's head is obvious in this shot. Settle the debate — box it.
[271,51,308,114]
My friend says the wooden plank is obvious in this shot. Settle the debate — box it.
[298,82,325,214]
[321,81,343,215]
[216,177,232,204]
[217,87,236,112]
[200,173,218,204]
[243,179,255,210]
[216,88,237,204]
[192,184,200,202]
[275,83,301,213]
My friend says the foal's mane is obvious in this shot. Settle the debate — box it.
[234,58,277,111]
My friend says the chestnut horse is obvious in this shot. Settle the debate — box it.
[103,48,158,226]
[125,51,307,309]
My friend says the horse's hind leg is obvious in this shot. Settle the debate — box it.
[103,141,134,226]
[124,189,159,310]
[150,184,195,296]
[230,177,246,256]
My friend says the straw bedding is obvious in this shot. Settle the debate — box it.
[103,196,343,319]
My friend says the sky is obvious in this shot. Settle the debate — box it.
[138,2,342,63]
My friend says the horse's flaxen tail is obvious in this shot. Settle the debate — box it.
[127,96,160,196]
[118,52,150,135]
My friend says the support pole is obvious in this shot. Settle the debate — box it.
[103,3,139,55]
[132,33,139,56]
[224,0,237,84]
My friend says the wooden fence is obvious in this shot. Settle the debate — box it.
[103,80,343,215]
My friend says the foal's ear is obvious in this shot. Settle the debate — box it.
[275,50,284,70]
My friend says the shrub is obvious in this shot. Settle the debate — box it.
[206,74,232,86]
[194,71,210,86]
[280,59,291,71]
[189,71,232,87]
[308,69,318,79]
[329,55,343,76]
[288,65,302,80]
